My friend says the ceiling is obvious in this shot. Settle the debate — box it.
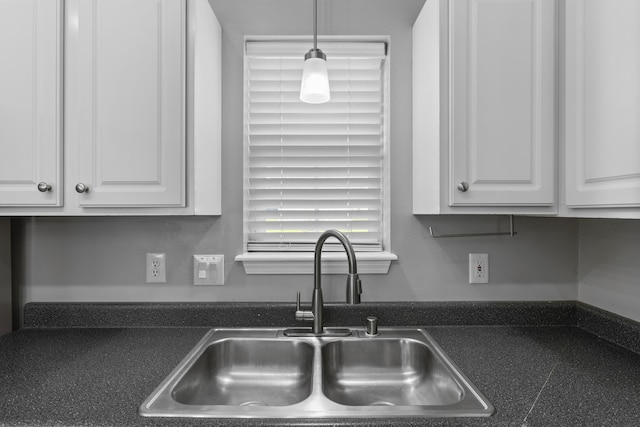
[207,0,427,38]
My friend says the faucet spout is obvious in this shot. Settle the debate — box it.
[346,273,362,305]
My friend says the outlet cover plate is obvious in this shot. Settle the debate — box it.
[146,253,166,283]
[469,253,489,284]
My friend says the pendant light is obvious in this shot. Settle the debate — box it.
[300,0,330,104]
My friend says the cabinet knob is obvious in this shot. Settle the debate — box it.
[37,182,52,192]
[75,183,89,193]
[457,182,469,192]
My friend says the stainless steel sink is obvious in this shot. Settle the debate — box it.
[321,338,464,407]
[172,338,314,406]
[140,328,494,418]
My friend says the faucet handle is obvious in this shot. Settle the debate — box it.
[295,291,314,322]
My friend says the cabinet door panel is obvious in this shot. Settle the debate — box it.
[66,0,185,207]
[565,0,640,207]
[450,0,555,206]
[0,0,62,206]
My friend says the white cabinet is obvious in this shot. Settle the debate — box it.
[413,0,557,215]
[66,0,185,208]
[0,0,62,207]
[449,0,556,207]
[563,0,640,213]
[0,0,222,215]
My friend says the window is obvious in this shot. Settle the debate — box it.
[238,39,396,274]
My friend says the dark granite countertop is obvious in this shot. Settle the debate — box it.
[1,302,639,426]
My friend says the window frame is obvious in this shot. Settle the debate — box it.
[236,36,396,275]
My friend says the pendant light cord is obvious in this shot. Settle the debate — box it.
[313,0,318,51]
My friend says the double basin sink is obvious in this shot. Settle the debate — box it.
[140,327,494,419]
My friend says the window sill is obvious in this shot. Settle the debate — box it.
[235,251,398,275]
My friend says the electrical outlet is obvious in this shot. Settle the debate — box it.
[469,253,489,284]
[146,253,166,283]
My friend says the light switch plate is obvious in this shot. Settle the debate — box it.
[193,255,224,286]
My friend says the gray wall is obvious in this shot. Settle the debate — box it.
[578,219,640,322]
[12,215,579,305]
[11,0,579,315]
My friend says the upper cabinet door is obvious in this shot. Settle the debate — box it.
[449,0,556,207]
[65,0,186,207]
[0,0,62,206]
[565,0,640,208]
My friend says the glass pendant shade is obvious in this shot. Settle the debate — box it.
[300,55,330,104]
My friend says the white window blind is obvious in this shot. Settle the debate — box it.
[245,41,387,252]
